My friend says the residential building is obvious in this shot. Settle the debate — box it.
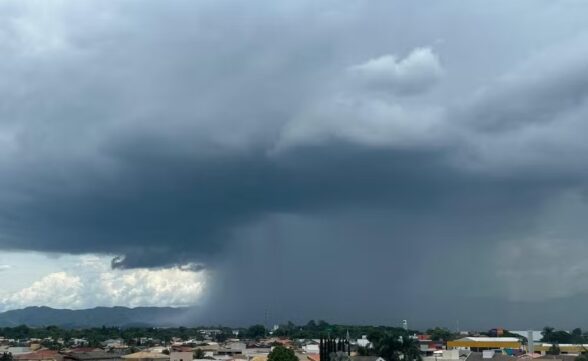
[65,351,122,361]
[349,356,385,361]
[169,352,192,361]
[121,352,170,361]
[14,350,64,361]
[356,336,370,348]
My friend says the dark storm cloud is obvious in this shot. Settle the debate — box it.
[3,0,588,327]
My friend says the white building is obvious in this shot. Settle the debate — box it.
[170,352,192,361]
[357,336,371,348]
[303,345,319,354]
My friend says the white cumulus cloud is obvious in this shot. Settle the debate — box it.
[0,256,207,311]
[275,47,447,151]
[1,272,84,310]
[348,47,444,95]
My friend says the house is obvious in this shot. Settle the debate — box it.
[121,352,170,361]
[416,335,443,356]
[169,352,192,361]
[102,340,125,349]
[14,350,64,361]
[356,337,371,348]
[1,347,31,356]
[194,343,219,353]
[64,351,122,361]
[217,342,246,356]
[422,349,465,361]
[465,352,517,361]
[350,356,385,361]
[306,355,320,361]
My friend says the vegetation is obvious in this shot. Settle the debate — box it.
[371,333,422,361]
[0,325,237,346]
[547,344,561,355]
[0,353,12,361]
[246,324,267,340]
[329,352,350,361]
[0,320,435,346]
[268,346,298,361]
[426,327,454,342]
[540,326,585,344]
[575,349,588,361]
[193,349,205,359]
[273,320,415,340]
[357,347,374,356]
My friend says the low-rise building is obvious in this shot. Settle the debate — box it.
[121,352,170,361]
[465,351,517,361]
[350,356,385,361]
[532,344,588,355]
[447,338,521,351]
[65,351,122,361]
[14,350,64,361]
[169,351,192,361]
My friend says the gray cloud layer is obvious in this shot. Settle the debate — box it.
[2,0,588,328]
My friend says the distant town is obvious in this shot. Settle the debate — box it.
[0,322,585,361]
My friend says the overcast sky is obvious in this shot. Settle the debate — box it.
[3,0,588,329]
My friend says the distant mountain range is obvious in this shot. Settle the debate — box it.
[0,306,197,328]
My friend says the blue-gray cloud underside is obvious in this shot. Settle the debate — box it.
[3,0,588,328]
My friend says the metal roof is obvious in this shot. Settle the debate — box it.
[458,337,520,343]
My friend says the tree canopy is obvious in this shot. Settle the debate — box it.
[246,325,267,339]
[547,344,561,356]
[541,327,573,344]
[268,346,298,361]
[372,333,422,361]
[426,328,454,342]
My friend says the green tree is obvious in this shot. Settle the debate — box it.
[427,328,453,342]
[374,333,402,361]
[357,347,374,356]
[193,349,205,359]
[400,336,422,361]
[575,348,588,361]
[547,344,560,356]
[542,327,555,342]
[1,353,13,361]
[330,352,350,361]
[247,325,267,340]
[571,329,585,344]
[268,346,298,361]
[550,331,572,344]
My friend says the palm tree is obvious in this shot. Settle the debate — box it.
[374,333,402,361]
[400,336,422,361]
[542,327,555,342]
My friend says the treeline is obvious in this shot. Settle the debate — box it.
[0,323,417,344]
[0,322,457,346]
[0,325,234,346]
[272,320,419,340]
[541,327,587,344]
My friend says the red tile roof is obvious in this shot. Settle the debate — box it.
[14,350,63,361]
[307,354,320,361]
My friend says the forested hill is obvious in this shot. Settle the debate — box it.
[0,306,192,328]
